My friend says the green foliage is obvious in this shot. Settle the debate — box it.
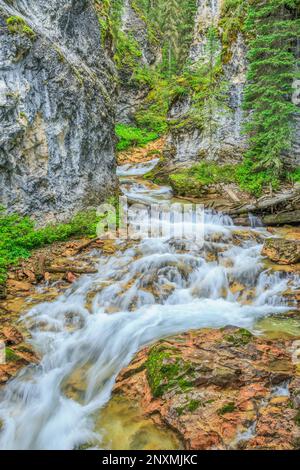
[135,74,178,134]
[187,399,201,412]
[6,16,36,39]
[169,162,237,196]
[287,167,300,183]
[98,0,198,135]
[219,0,248,64]
[242,0,300,185]
[5,348,20,362]
[146,345,194,398]
[115,124,158,151]
[134,0,197,76]
[224,328,253,347]
[235,162,280,196]
[0,208,106,285]
[218,402,236,415]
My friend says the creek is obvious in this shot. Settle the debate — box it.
[0,160,298,450]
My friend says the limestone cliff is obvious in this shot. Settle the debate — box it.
[0,0,117,222]
[165,0,300,167]
[165,0,248,165]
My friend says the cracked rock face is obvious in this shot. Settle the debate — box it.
[0,0,117,222]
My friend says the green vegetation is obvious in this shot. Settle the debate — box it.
[5,348,20,362]
[187,399,201,412]
[6,16,36,39]
[116,124,159,151]
[175,399,201,416]
[98,0,199,144]
[168,162,237,196]
[218,402,236,415]
[288,167,300,183]
[99,0,299,193]
[0,206,118,285]
[241,0,300,193]
[146,345,194,397]
[224,328,253,347]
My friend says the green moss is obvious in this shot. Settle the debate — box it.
[294,410,300,426]
[146,345,194,398]
[5,348,20,362]
[287,167,300,183]
[6,16,36,39]
[218,402,236,415]
[169,174,206,198]
[224,328,253,347]
[175,399,202,416]
[116,124,159,152]
[187,399,201,412]
[219,0,247,64]
[168,162,237,197]
[0,203,119,286]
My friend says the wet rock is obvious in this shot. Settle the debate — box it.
[115,328,300,450]
[0,0,117,221]
[262,238,300,265]
[1,326,23,346]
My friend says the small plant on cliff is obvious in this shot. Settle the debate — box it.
[241,0,300,193]
[6,16,36,39]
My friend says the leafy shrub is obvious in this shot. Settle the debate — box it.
[235,162,279,196]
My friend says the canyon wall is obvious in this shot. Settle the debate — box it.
[165,0,248,165]
[0,0,117,222]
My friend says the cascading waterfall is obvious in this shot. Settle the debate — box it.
[0,160,298,450]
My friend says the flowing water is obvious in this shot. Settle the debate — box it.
[0,160,299,450]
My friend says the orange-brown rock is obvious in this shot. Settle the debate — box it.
[262,238,300,265]
[114,328,300,450]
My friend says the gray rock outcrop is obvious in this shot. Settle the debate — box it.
[0,0,117,222]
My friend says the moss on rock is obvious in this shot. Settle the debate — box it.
[6,16,36,40]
